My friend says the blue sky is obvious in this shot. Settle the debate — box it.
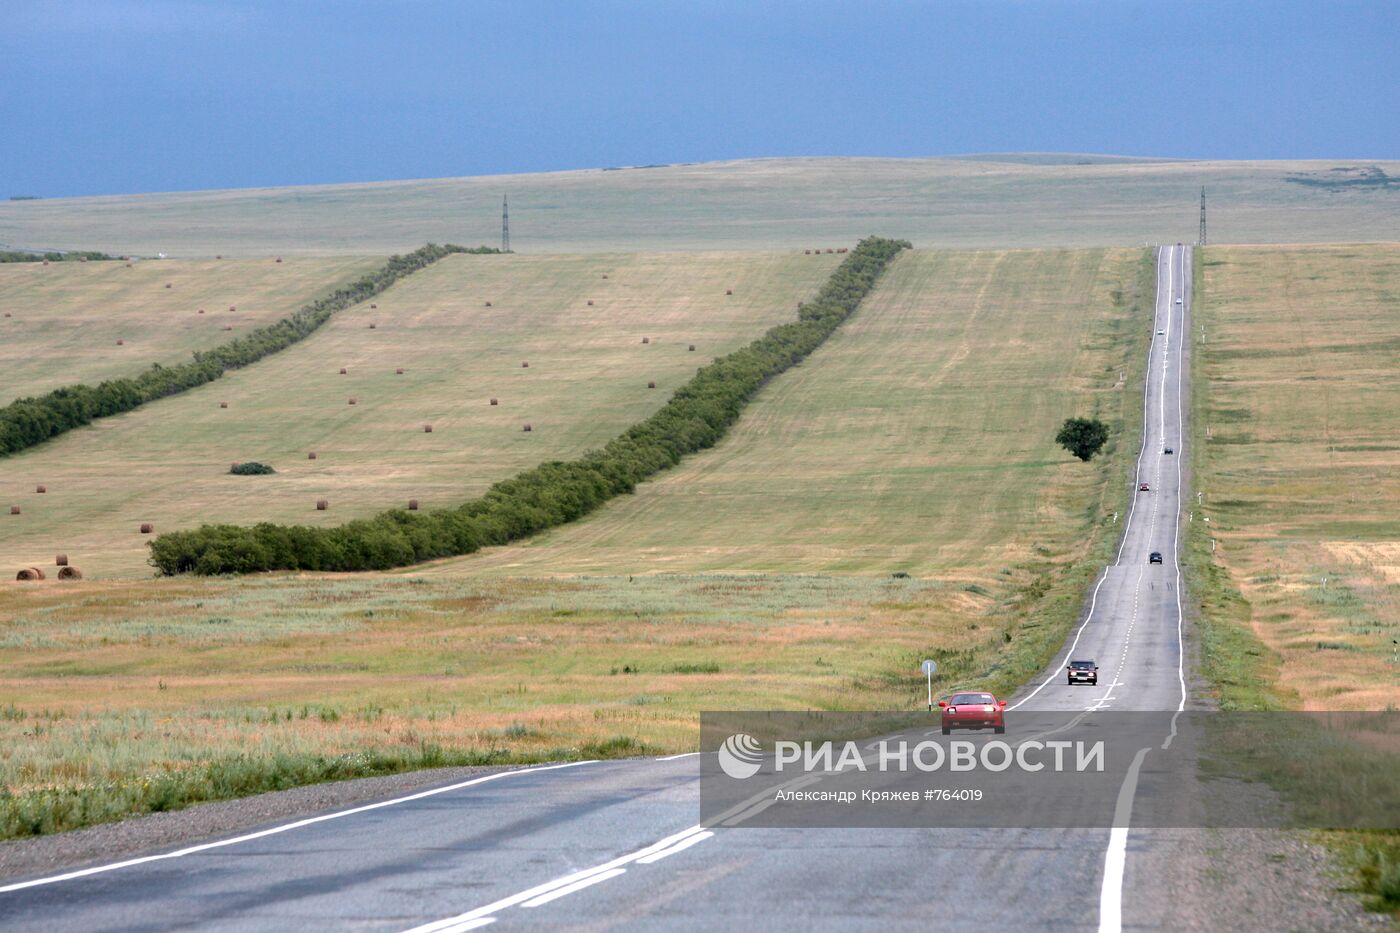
[4,0,1398,198]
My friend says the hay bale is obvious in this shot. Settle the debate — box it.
[36,485,46,493]
[689,344,696,351]
[9,505,19,515]
[275,257,283,263]
[230,462,240,471]
[57,566,82,580]
[395,368,404,375]
[370,303,377,309]
[55,554,68,566]
[339,367,347,374]
[587,300,594,306]
[216,255,223,260]
[837,247,848,253]
[489,398,498,406]
[485,301,492,307]
[642,337,650,344]
[423,424,433,433]
[521,361,529,368]
[164,282,173,288]
[647,381,656,389]
[407,499,419,511]
[140,523,154,534]
[726,289,733,295]
[602,273,609,279]
[16,568,44,581]
[522,423,532,432]
[198,308,205,314]
[3,312,9,317]
[826,248,834,254]
[316,499,328,511]
[80,256,88,263]
[116,339,124,346]
[369,323,377,329]
[220,402,229,409]
[222,325,234,331]
[229,305,236,312]
[307,451,317,460]
[348,397,357,405]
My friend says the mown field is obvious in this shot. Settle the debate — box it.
[0,256,381,400]
[1192,244,1400,712]
[3,156,1400,257]
[0,246,1155,836]
[0,250,838,578]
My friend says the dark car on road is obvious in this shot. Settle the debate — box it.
[1149,552,1163,564]
[938,692,1006,735]
[1067,660,1098,685]
[1163,447,1174,455]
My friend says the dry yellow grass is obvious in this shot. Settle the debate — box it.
[0,256,381,400]
[0,250,838,577]
[1197,244,1400,710]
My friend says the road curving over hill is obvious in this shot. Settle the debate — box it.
[3,246,1369,932]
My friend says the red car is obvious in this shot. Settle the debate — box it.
[1138,482,1150,492]
[938,692,1006,735]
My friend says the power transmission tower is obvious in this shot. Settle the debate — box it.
[1198,187,1207,246]
[501,195,510,253]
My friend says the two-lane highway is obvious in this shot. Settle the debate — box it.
[0,247,1193,932]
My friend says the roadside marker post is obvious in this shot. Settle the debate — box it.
[921,659,938,711]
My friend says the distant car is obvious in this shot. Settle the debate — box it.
[1149,552,1164,564]
[1157,329,1165,335]
[1163,447,1174,455]
[938,692,1006,735]
[1139,482,1150,492]
[1175,297,1183,305]
[1067,660,1098,685]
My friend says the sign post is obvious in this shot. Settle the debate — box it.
[920,659,938,711]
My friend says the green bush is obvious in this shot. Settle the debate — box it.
[0,244,476,457]
[150,237,911,575]
[229,462,276,475]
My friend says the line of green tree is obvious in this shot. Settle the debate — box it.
[1,250,115,263]
[149,236,911,575]
[0,244,477,457]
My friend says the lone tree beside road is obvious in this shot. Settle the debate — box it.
[1056,417,1109,461]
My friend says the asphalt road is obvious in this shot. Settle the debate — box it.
[0,246,1194,932]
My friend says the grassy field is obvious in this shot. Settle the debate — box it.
[3,156,1400,257]
[435,248,1145,580]
[0,256,381,400]
[0,246,1155,835]
[0,250,838,578]
[1191,244,1400,712]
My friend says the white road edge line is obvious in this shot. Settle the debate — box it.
[0,760,598,895]
[657,752,700,761]
[520,868,628,907]
[1009,245,1165,713]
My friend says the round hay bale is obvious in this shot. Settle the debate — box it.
[57,566,82,580]
[222,325,234,331]
[9,505,19,515]
[521,361,529,368]
[826,248,834,254]
[16,568,43,581]
[370,303,377,309]
[3,312,9,317]
[164,282,173,289]
[348,397,357,405]
[307,451,317,460]
[316,499,328,511]
[229,305,236,312]
[642,337,650,344]
[407,499,419,511]
[838,247,848,253]
[125,262,132,267]
[80,256,88,263]
[689,344,696,351]
[36,485,46,493]
[116,339,124,346]
[275,257,283,263]
[602,274,609,279]
[42,260,50,266]
[647,381,656,389]
[55,554,68,566]
[522,423,532,432]
[339,367,347,375]
[198,308,205,314]
[231,462,240,471]
[396,368,404,375]
[489,398,498,406]
[140,523,154,534]
[369,323,377,329]
[423,424,433,433]
[220,402,228,409]
[726,289,733,295]
[485,301,492,307]
[216,255,223,260]
[587,300,594,306]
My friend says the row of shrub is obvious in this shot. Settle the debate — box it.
[150,236,911,575]
[0,243,474,457]
[0,250,115,263]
